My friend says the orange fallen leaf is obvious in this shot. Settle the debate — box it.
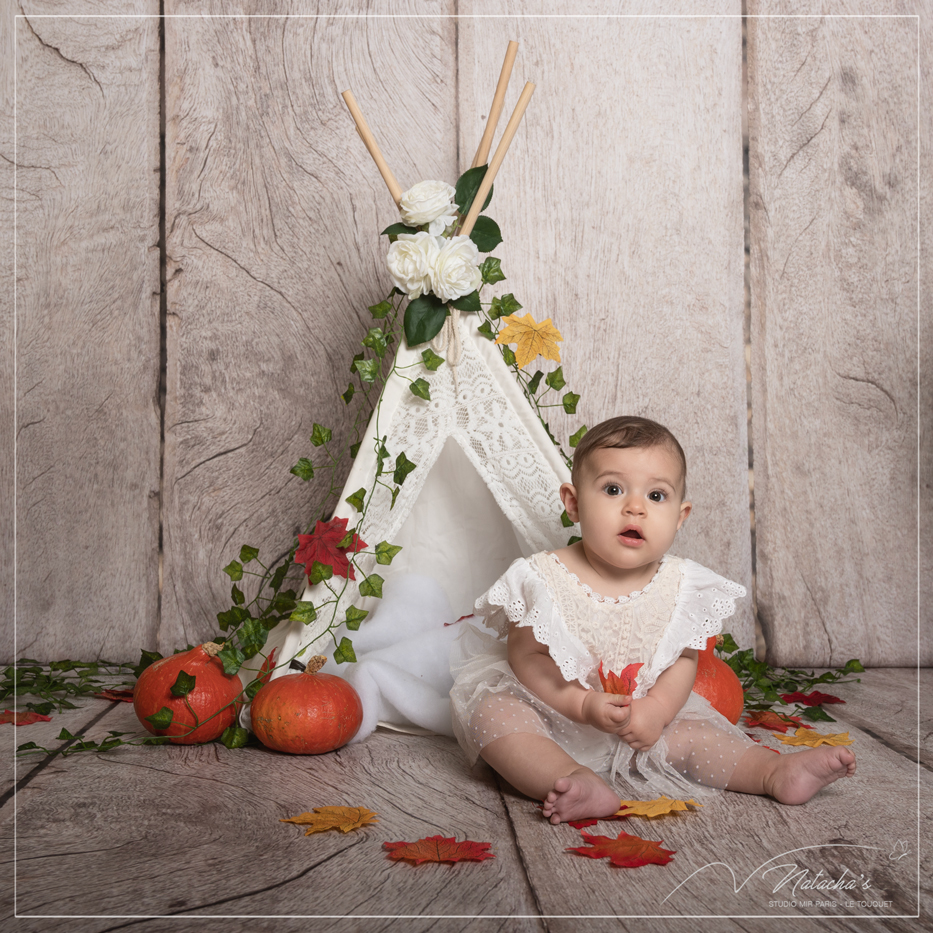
[598,661,642,696]
[615,796,702,818]
[0,709,52,726]
[775,728,853,748]
[280,806,379,835]
[495,313,562,369]
[567,829,675,868]
[744,710,813,733]
[383,835,494,864]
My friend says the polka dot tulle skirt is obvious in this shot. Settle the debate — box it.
[450,622,757,800]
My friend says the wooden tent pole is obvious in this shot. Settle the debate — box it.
[341,89,403,205]
[471,40,519,169]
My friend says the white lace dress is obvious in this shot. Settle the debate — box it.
[449,552,757,800]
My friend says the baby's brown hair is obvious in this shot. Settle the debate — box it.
[570,416,687,497]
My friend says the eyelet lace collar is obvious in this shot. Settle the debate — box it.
[545,552,670,605]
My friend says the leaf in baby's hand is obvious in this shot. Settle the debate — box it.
[383,835,494,864]
[615,796,702,818]
[775,728,853,748]
[780,690,845,706]
[598,661,642,696]
[744,710,813,733]
[93,689,134,703]
[0,709,53,726]
[281,806,379,835]
[566,829,675,868]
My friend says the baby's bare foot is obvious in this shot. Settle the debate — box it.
[768,746,856,805]
[540,767,621,824]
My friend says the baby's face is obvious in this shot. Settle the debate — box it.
[562,445,691,576]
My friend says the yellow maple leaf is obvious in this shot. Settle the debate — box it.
[774,728,854,748]
[280,805,379,835]
[495,313,562,369]
[615,795,703,818]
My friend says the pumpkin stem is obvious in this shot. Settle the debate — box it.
[714,634,724,649]
[304,656,327,675]
[201,642,224,658]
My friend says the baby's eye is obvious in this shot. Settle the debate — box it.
[648,490,666,502]
[604,484,622,497]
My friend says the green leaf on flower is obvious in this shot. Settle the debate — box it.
[239,545,259,564]
[290,601,317,625]
[368,300,393,319]
[569,425,588,448]
[455,165,494,215]
[221,726,249,749]
[350,441,361,460]
[381,222,419,241]
[344,606,369,631]
[404,294,448,346]
[477,321,495,340]
[394,452,417,485]
[345,487,367,512]
[341,383,355,405]
[363,327,388,358]
[421,348,445,371]
[409,378,431,401]
[218,644,245,677]
[240,617,268,659]
[560,509,574,528]
[469,215,502,253]
[480,256,505,285]
[333,637,357,664]
[133,649,163,679]
[501,346,516,367]
[290,458,315,481]
[562,392,580,414]
[359,574,384,599]
[231,584,245,606]
[489,293,522,320]
[353,357,380,383]
[375,541,403,565]
[545,367,566,391]
[311,424,332,447]
[526,370,544,394]
[169,671,196,698]
[450,290,481,312]
[144,707,174,731]
[223,560,243,581]
[308,561,334,586]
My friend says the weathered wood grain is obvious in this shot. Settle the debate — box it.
[161,2,458,651]
[458,5,754,647]
[747,4,921,666]
[9,3,161,662]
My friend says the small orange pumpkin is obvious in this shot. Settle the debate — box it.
[692,635,745,724]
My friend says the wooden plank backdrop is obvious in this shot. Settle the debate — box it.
[747,2,923,666]
[5,3,161,662]
[2,3,926,668]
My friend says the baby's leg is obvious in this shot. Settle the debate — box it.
[472,693,619,824]
[725,744,856,804]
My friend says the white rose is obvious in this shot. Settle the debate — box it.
[430,235,482,302]
[399,180,458,235]
[386,231,440,300]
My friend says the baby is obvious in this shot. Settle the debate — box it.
[450,415,855,823]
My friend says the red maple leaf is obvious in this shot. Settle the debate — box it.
[598,661,643,696]
[779,690,845,706]
[0,709,52,726]
[295,517,367,581]
[566,829,675,868]
[744,710,813,733]
[383,835,495,865]
[745,733,781,754]
[94,688,134,703]
[568,813,629,829]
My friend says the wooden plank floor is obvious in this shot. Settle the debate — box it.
[2,669,930,932]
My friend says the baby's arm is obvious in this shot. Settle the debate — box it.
[616,649,698,752]
[507,623,631,733]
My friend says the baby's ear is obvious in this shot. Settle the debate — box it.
[677,500,692,529]
[559,482,580,523]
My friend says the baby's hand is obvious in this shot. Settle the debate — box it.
[582,691,631,733]
[616,697,667,751]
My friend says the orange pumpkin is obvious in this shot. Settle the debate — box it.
[692,635,745,724]
[250,656,363,754]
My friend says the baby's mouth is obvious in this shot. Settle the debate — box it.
[620,526,643,540]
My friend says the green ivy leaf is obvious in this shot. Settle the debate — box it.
[308,561,334,586]
[569,425,588,448]
[390,486,401,509]
[223,560,243,581]
[567,535,582,545]
[270,562,289,592]
[239,545,259,564]
[333,637,357,664]
[409,378,431,401]
[345,487,367,512]
[843,659,865,674]
[170,670,196,698]
[144,707,174,731]
[454,164,494,214]
[501,346,516,367]
[477,321,495,341]
[404,294,448,346]
[562,392,580,414]
[469,216,502,253]
[489,293,522,320]
[450,289,481,312]
[311,423,332,447]
[133,649,162,679]
[421,348,445,371]
[375,439,390,475]
[239,617,268,659]
[290,457,315,481]
[231,584,245,606]
[375,541,403,565]
[290,601,317,625]
[526,370,543,394]
[381,222,419,241]
[221,725,250,749]
[480,256,505,285]
[393,452,417,485]
[245,678,264,700]
[218,644,245,677]
[344,606,369,631]
[717,632,740,654]
[545,367,566,391]
[560,509,574,528]
[350,441,361,459]
[341,383,355,405]
[352,357,380,384]
[800,705,836,723]
[362,326,388,359]
[368,299,393,319]
[359,574,384,599]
